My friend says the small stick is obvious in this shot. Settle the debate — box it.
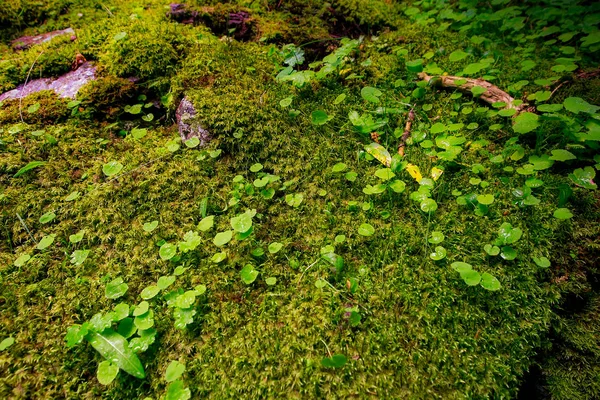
[550,81,568,99]
[398,107,415,156]
[320,339,332,357]
[16,213,37,244]
[19,51,45,123]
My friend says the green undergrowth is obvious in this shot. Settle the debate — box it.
[1,0,600,399]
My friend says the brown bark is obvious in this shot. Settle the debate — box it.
[418,72,527,112]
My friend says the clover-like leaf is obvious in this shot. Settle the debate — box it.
[102,161,123,177]
[533,256,551,268]
[143,221,158,232]
[430,246,447,260]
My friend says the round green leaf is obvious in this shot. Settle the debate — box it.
[358,223,375,236]
[449,50,468,62]
[533,256,551,268]
[428,231,445,244]
[140,285,160,300]
[451,262,472,273]
[97,360,119,385]
[39,211,56,224]
[476,194,494,205]
[484,244,500,256]
[157,276,176,290]
[197,215,214,232]
[500,246,517,260]
[480,273,501,291]
[230,213,253,233]
[420,198,438,212]
[36,234,56,250]
[213,231,233,247]
[513,112,539,134]
[240,264,259,284]
[250,163,263,172]
[106,278,129,299]
[361,86,383,103]
[268,242,283,254]
[102,161,123,177]
[563,97,600,114]
[430,246,447,260]
[159,243,177,260]
[211,251,227,263]
[332,162,347,173]
[65,191,80,201]
[460,270,481,286]
[143,220,159,232]
[311,110,329,125]
[0,337,15,351]
[13,254,30,267]
[265,277,277,286]
[389,180,406,193]
[165,360,186,382]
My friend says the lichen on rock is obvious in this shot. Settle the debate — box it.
[175,96,211,146]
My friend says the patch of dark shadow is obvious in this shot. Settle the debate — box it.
[559,291,591,315]
[323,6,368,39]
[517,364,551,400]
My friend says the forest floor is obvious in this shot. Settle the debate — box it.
[1,1,599,399]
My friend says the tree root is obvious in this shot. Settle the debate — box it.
[418,72,527,113]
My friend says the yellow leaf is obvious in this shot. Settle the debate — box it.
[364,142,391,167]
[406,164,422,182]
[431,167,444,181]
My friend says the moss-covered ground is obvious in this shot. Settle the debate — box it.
[1,1,599,399]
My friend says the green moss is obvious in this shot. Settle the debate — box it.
[77,76,137,120]
[1,0,600,399]
[98,16,194,81]
[0,90,69,124]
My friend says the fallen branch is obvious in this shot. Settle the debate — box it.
[418,72,527,113]
[398,107,415,156]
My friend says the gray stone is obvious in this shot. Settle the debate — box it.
[176,96,211,146]
[0,62,96,102]
[11,28,76,50]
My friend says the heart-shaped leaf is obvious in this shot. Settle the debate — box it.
[143,221,158,232]
[430,246,447,260]
[428,231,445,244]
[268,242,283,254]
[140,285,160,300]
[533,256,551,268]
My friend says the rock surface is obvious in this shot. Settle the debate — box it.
[11,28,76,50]
[0,62,96,101]
[176,96,211,146]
